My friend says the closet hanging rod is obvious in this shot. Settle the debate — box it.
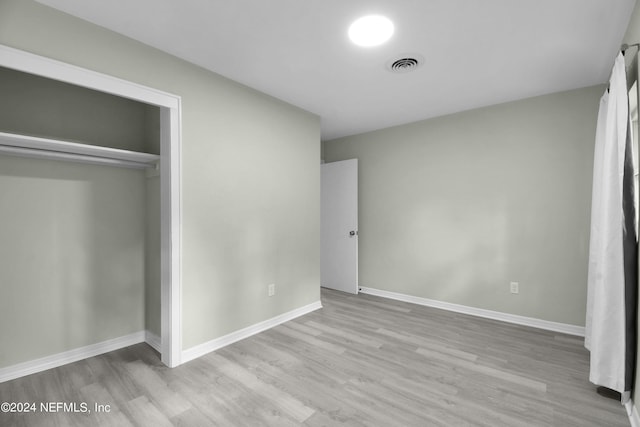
[0,131,159,170]
[622,43,640,51]
[0,145,155,169]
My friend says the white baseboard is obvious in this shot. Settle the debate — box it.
[182,301,323,364]
[359,287,585,337]
[0,303,325,383]
[145,330,162,353]
[627,399,640,427]
[0,331,146,383]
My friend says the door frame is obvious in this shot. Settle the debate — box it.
[0,45,183,367]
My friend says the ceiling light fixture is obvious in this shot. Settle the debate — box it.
[348,15,394,47]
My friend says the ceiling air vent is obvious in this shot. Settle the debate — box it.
[387,55,422,73]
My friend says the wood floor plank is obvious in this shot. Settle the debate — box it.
[416,347,548,392]
[304,320,384,349]
[123,360,192,419]
[273,325,347,355]
[79,382,133,427]
[376,327,478,361]
[0,287,629,426]
[205,352,315,423]
[126,396,173,427]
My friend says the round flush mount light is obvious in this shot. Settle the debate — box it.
[348,15,394,47]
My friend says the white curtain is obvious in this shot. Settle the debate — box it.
[585,52,635,402]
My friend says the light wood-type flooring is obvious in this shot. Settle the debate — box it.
[0,288,629,426]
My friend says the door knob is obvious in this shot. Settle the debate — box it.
[349,230,357,237]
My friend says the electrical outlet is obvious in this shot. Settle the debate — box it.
[268,283,275,297]
[510,281,519,294]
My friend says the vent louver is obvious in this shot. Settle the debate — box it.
[388,56,421,73]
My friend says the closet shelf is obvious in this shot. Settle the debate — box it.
[0,131,160,170]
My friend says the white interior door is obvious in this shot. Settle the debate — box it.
[321,159,358,294]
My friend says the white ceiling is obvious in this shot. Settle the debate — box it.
[36,0,636,141]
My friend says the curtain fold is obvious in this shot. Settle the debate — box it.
[585,52,637,402]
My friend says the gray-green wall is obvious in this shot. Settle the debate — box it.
[0,0,320,366]
[145,174,161,338]
[324,85,602,326]
[0,156,147,367]
[0,66,160,153]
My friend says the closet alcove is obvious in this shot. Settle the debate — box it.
[0,65,163,369]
